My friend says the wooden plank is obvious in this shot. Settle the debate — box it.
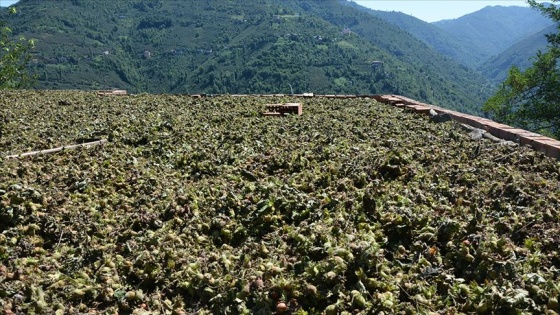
[518,132,554,146]
[545,143,560,159]
[405,105,431,114]
[392,95,419,105]
[5,139,108,159]
[97,90,127,96]
[264,103,303,116]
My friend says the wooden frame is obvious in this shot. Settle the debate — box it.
[263,103,303,116]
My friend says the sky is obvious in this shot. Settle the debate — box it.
[0,0,535,23]
[0,0,18,7]
[354,1,533,22]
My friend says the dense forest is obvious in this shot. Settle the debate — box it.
[3,0,493,114]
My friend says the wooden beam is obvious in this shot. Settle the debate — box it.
[5,139,108,159]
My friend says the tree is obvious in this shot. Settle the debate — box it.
[0,7,35,89]
[483,0,560,138]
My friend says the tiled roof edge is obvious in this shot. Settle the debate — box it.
[376,94,560,160]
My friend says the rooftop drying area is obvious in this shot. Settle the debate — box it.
[1,90,559,314]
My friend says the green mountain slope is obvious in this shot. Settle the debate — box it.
[6,0,491,113]
[478,25,555,82]
[346,2,554,69]
[433,5,554,63]
[341,2,480,68]
[285,0,493,114]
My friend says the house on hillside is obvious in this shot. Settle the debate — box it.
[371,61,383,68]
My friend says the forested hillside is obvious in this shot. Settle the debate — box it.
[342,2,481,68]
[5,0,492,114]
[350,2,554,70]
[478,24,555,82]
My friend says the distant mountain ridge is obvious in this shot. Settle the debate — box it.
[5,0,492,114]
[433,5,554,64]
[349,1,555,73]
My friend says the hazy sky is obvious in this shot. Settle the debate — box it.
[0,0,18,7]
[354,1,534,22]
[0,0,536,23]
